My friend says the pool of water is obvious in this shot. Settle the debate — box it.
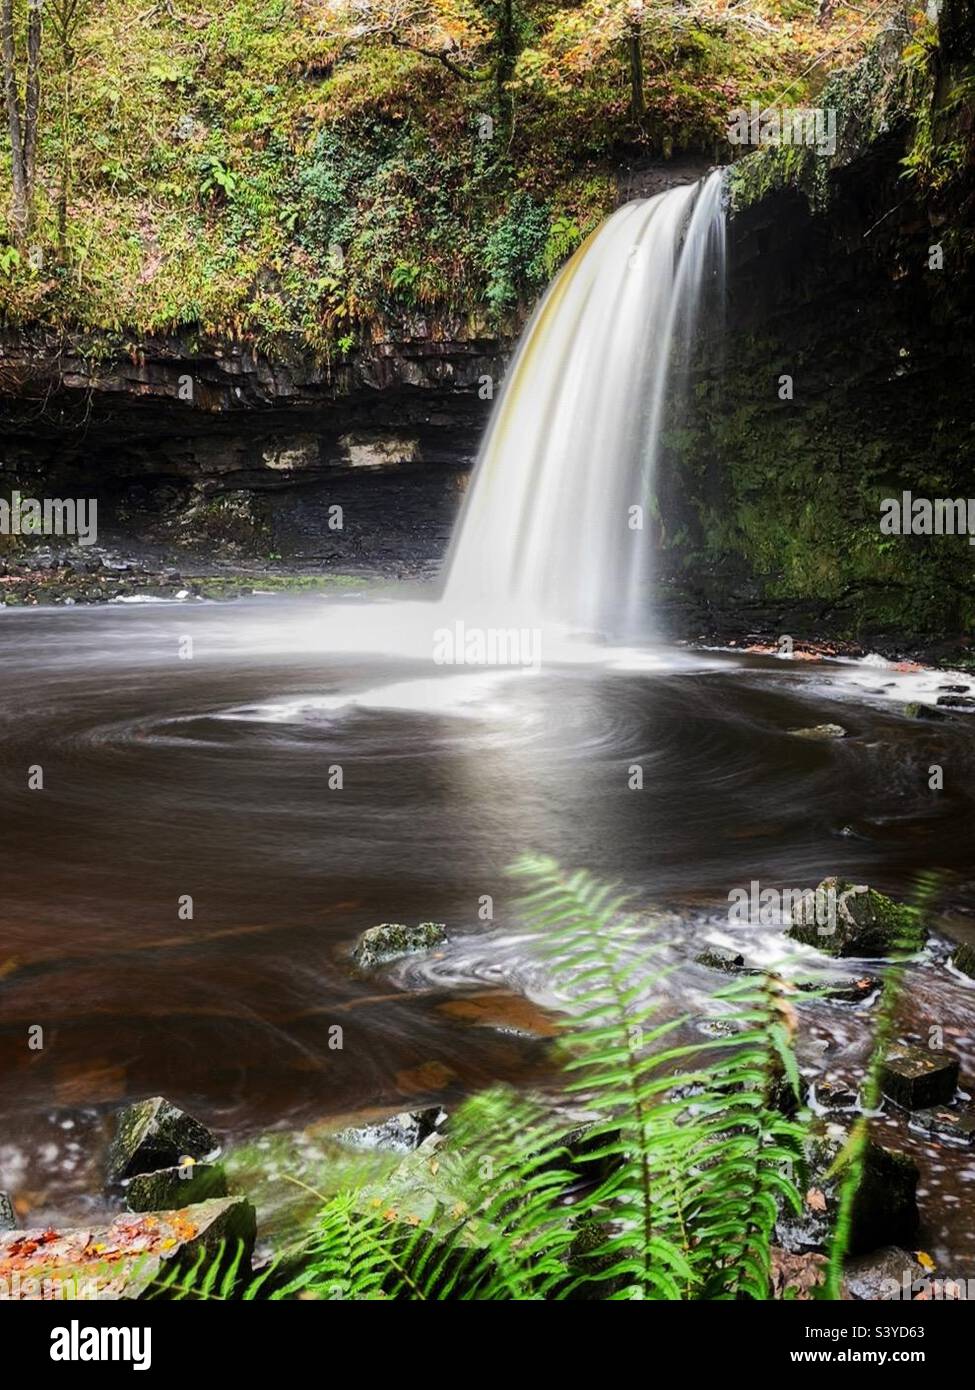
[2,592,974,1264]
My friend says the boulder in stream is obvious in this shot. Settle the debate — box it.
[695,947,746,973]
[904,701,947,720]
[352,921,446,969]
[776,1130,919,1256]
[335,1107,447,1154]
[810,1078,859,1112]
[107,1096,218,1183]
[908,1104,975,1145]
[796,974,880,1004]
[787,877,926,956]
[880,1044,959,1110]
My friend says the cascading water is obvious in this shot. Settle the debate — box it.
[443,171,727,638]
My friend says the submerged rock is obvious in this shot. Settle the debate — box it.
[125,1160,229,1212]
[788,723,847,740]
[352,921,447,969]
[787,878,925,957]
[844,1247,927,1301]
[107,1096,218,1183]
[880,1045,959,1110]
[0,1196,256,1299]
[904,701,947,720]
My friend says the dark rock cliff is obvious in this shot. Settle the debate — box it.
[655,1,975,655]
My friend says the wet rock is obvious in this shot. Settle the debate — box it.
[0,1191,14,1232]
[352,921,447,969]
[787,878,926,956]
[811,1078,858,1111]
[0,1196,256,1299]
[694,1016,740,1038]
[777,1130,919,1256]
[695,947,746,973]
[788,723,847,740]
[936,695,975,709]
[908,1104,975,1145]
[904,701,947,720]
[844,1247,926,1301]
[107,1096,218,1183]
[335,1107,447,1154]
[880,1045,959,1110]
[125,1160,229,1212]
[950,942,975,979]
[796,974,880,1004]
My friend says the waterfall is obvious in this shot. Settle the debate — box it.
[443,171,726,638]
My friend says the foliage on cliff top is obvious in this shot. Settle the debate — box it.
[0,0,886,351]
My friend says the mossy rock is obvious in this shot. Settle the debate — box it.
[904,702,948,721]
[880,1045,959,1110]
[108,1097,218,1184]
[787,878,926,957]
[125,1161,228,1213]
[352,921,447,970]
[777,1130,919,1256]
[951,942,975,979]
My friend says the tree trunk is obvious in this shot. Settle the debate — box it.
[494,0,517,143]
[627,16,646,129]
[24,0,42,200]
[1,0,29,243]
[2,0,44,245]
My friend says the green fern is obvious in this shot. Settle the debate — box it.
[152,854,819,1301]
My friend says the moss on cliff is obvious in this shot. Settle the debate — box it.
[658,1,975,647]
[0,0,882,352]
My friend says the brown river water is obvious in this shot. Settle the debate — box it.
[1,592,974,1269]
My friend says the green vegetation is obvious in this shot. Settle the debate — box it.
[148,855,915,1301]
[0,0,882,351]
